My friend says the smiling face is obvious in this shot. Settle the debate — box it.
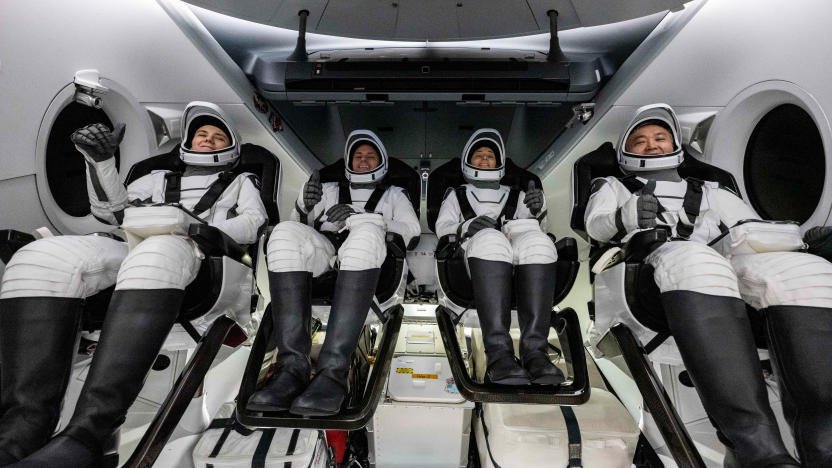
[191,124,230,152]
[470,146,497,169]
[625,124,674,156]
[351,143,380,173]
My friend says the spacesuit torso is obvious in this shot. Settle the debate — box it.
[435,183,542,239]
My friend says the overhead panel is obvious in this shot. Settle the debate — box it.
[184,0,692,40]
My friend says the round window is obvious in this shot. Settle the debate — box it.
[743,104,824,223]
[45,103,119,217]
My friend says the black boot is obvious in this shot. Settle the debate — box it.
[661,291,799,468]
[290,268,380,416]
[515,263,565,385]
[0,297,83,465]
[14,289,184,467]
[765,305,832,467]
[247,271,313,411]
[469,258,530,385]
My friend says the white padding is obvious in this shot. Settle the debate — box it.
[465,228,512,263]
[266,221,335,276]
[732,251,832,309]
[646,241,740,298]
[0,235,127,299]
[338,214,387,271]
[189,256,254,334]
[506,225,557,265]
[116,235,201,290]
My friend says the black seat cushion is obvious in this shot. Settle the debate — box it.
[426,158,541,233]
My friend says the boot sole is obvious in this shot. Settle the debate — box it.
[246,400,292,412]
[486,376,532,386]
[531,374,566,386]
[289,404,340,417]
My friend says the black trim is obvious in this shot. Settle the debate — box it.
[284,429,300,468]
[454,186,477,221]
[253,429,276,468]
[85,161,110,202]
[643,331,671,355]
[164,172,182,203]
[192,172,237,216]
[560,406,583,467]
[612,208,627,242]
[676,178,703,240]
[362,184,389,213]
[478,404,503,468]
[498,187,521,223]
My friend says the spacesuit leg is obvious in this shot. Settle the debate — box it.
[290,221,385,416]
[509,229,564,385]
[465,228,530,385]
[733,252,832,467]
[648,242,798,468]
[18,235,201,466]
[0,235,125,464]
[248,221,336,411]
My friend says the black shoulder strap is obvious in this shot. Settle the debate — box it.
[620,175,645,193]
[454,186,477,221]
[499,187,521,221]
[676,178,704,240]
[338,179,351,205]
[164,172,182,203]
[363,184,389,213]
[192,172,238,216]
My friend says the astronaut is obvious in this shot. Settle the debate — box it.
[247,130,420,416]
[585,103,832,467]
[434,129,563,386]
[0,102,267,467]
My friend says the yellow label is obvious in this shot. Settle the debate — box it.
[410,334,431,338]
[412,373,439,380]
[396,368,413,374]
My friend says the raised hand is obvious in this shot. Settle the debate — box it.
[71,123,126,163]
[523,180,544,215]
[303,170,323,212]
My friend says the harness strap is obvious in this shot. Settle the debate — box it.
[338,180,351,205]
[192,172,237,216]
[498,187,521,222]
[560,406,583,467]
[363,184,389,213]
[164,172,181,203]
[454,186,477,221]
[676,178,704,240]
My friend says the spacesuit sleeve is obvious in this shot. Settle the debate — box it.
[383,188,421,246]
[584,177,631,243]
[290,182,333,228]
[710,187,761,227]
[209,176,268,245]
[84,157,130,225]
[435,189,465,239]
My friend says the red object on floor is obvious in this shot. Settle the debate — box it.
[326,430,348,463]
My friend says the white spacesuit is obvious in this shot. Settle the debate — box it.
[0,102,267,467]
[434,128,562,386]
[247,130,420,416]
[585,103,832,467]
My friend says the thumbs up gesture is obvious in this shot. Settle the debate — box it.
[71,122,126,163]
[523,180,544,215]
[303,170,323,212]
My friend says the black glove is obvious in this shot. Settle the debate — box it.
[637,194,659,228]
[523,180,544,216]
[804,226,832,260]
[326,204,356,223]
[465,215,498,238]
[71,122,126,163]
[303,170,323,212]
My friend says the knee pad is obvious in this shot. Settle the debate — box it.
[512,230,557,265]
[267,221,335,275]
[338,223,386,271]
[647,241,740,298]
[733,252,832,309]
[116,235,201,290]
[466,229,512,264]
[1,236,127,299]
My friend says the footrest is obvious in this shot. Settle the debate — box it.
[236,305,404,430]
[435,306,590,404]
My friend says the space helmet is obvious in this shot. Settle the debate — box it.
[344,129,388,184]
[617,103,683,172]
[179,101,240,167]
[461,128,505,183]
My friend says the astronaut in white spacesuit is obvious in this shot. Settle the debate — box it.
[0,102,267,467]
[585,103,832,467]
[434,129,564,386]
[247,130,420,416]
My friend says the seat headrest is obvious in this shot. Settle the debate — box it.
[570,142,740,241]
[317,158,421,216]
[426,157,542,233]
[125,143,280,224]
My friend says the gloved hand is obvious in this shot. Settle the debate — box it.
[523,180,544,215]
[326,204,356,223]
[622,194,658,230]
[71,122,126,163]
[465,215,498,238]
[302,170,323,212]
[804,226,832,260]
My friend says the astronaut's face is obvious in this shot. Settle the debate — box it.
[470,147,497,169]
[625,124,674,156]
[191,125,230,152]
[352,144,380,173]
